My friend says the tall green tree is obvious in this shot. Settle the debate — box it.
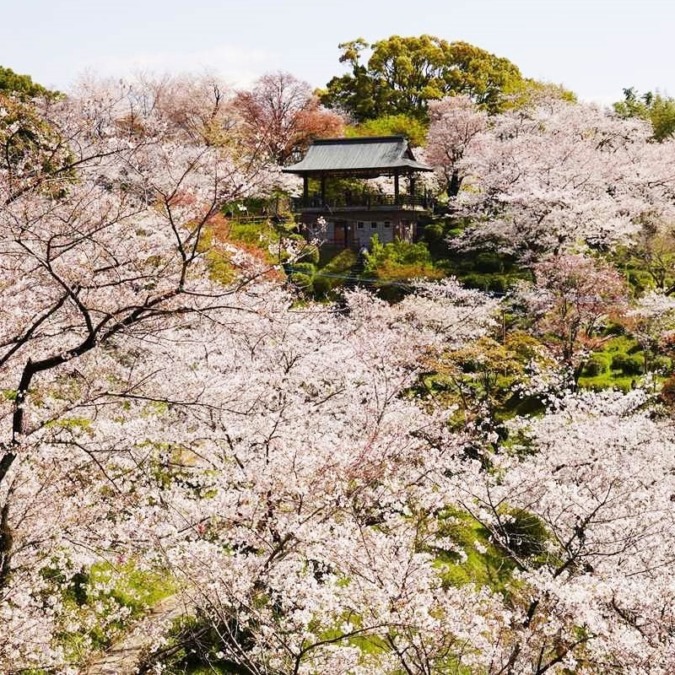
[0,94,72,192]
[0,66,60,100]
[345,113,428,147]
[318,35,525,121]
[0,68,66,194]
[614,87,675,141]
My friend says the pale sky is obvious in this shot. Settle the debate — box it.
[2,0,673,103]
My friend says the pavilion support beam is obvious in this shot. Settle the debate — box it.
[303,176,309,206]
[394,171,400,205]
[320,175,326,207]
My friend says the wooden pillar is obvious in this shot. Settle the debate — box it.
[394,171,400,205]
[320,175,326,207]
[303,176,309,206]
[409,175,416,205]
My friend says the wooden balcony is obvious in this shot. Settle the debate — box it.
[292,192,434,212]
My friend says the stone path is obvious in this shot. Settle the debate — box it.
[83,594,188,674]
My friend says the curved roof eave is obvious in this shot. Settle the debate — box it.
[281,136,433,175]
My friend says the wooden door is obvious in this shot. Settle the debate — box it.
[334,220,346,246]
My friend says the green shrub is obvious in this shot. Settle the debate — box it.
[423,222,444,242]
[321,248,357,272]
[289,262,316,277]
[497,508,549,559]
[289,272,314,293]
[375,260,443,283]
[205,249,235,285]
[291,274,314,293]
[475,252,504,273]
[627,342,643,355]
[375,283,408,303]
[487,275,508,293]
[612,352,645,375]
[312,275,334,298]
[299,244,320,265]
[603,334,640,352]
[651,355,672,374]
[602,322,628,337]
[583,353,612,376]
[578,374,636,393]
[346,113,428,147]
[433,508,516,592]
[364,235,433,271]
[150,614,255,674]
[288,262,316,295]
[627,269,655,294]
[461,273,491,291]
[362,235,440,285]
[422,222,449,258]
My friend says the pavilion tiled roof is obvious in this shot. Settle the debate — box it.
[282,136,432,175]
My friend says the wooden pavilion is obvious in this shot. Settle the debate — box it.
[282,136,433,248]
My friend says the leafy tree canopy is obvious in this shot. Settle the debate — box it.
[0,65,60,100]
[614,87,675,141]
[0,95,71,186]
[318,35,527,121]
[345,113,428,147]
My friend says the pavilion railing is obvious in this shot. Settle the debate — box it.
[292,192,433,211]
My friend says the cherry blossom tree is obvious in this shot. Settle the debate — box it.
[0,76,283,668]
[3,72,675,675]
[459,389,675,673]
[234,71,345,165]
[435,99,675,259]
[0,77,504,670]
[425,95,487,199]
[0,273,500,671]
[122,283,501,674]
[520,253,629,376]
[137,72,239,146]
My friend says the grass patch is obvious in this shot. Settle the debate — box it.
[312,247,359,298]
[577,334,667,392]
[88,560,175,610]
[55,560,176,662]
[430,508,518,594]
